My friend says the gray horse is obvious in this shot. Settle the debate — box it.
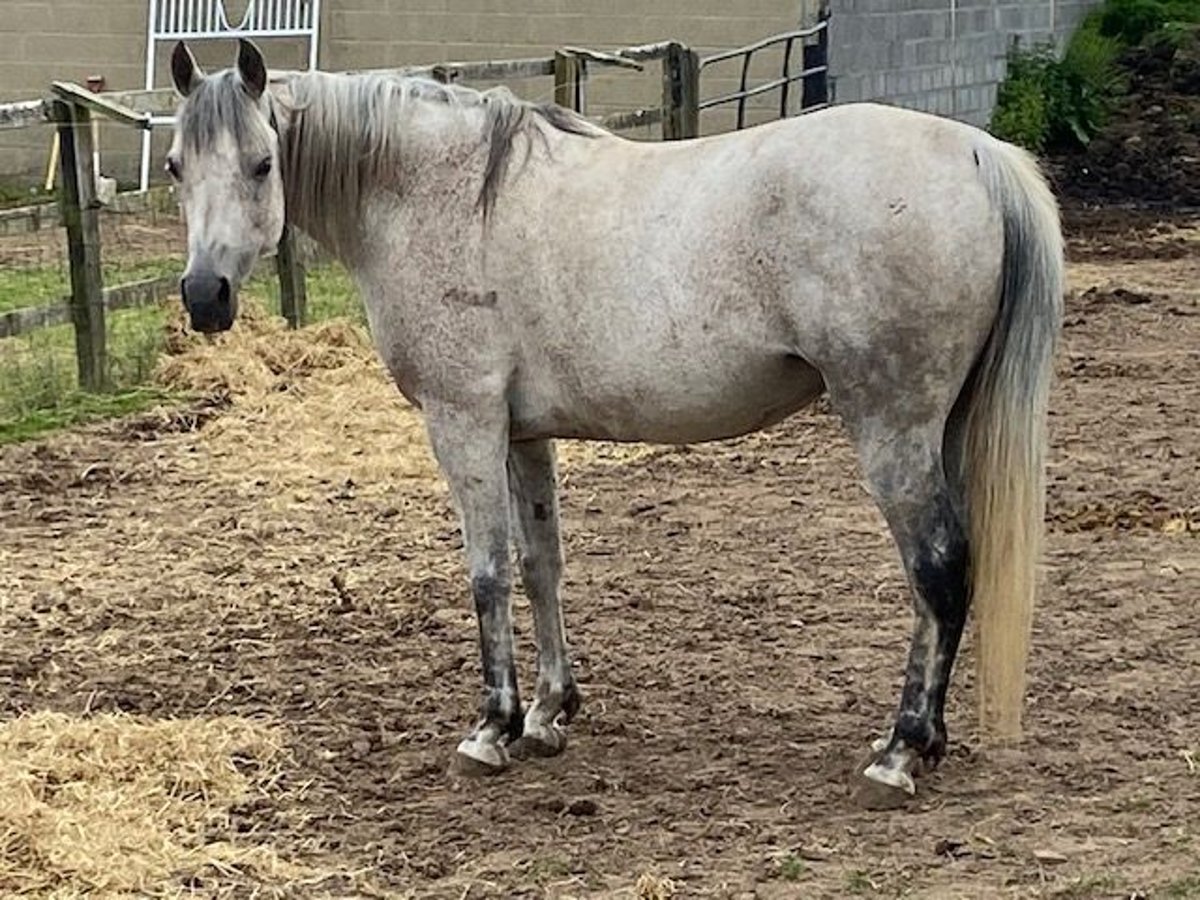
[168,39,1062,801]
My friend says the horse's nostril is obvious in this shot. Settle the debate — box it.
[217,277,231,308]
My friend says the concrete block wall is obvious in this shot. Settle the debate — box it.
[828,0,1100,127]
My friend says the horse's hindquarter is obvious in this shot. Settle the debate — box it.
[497,105,1003,444]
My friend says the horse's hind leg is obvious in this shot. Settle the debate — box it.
[506,439,581,758]
[845,422,970,802]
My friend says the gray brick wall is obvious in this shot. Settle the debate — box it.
[828,0,1101,127]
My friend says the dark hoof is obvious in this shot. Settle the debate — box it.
[509,723,567,760]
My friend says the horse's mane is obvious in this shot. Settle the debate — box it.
[189,68,601,256]
[179,68,600,251]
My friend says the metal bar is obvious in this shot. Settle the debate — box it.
[737,51,751,129]
[780,37,795,119]
[700,21,827,69]
[310,0,321,67]
[802,10,830,110]
[699,65,827,111]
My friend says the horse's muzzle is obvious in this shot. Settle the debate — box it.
[181,272,235,333]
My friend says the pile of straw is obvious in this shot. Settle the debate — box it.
[0,712,311,897]
[154,303,659,496]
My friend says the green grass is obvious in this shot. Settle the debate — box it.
[250,258,365,324]
[845,870,874,895]
[777,855,807,882]
[0,180,55,210]
[0,259,362,445]
[0,302,172,422]
[0,256,183,314]
[0,387,181,445]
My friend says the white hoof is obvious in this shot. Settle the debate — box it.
[862,761,916,795]
[452,735,509,776]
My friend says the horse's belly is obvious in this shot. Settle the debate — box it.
[511,353,825,444]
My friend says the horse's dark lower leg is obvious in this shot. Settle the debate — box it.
[866,494,969,794]
[507,440,580,757]
[425,406,522,772]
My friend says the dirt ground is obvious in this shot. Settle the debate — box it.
[1,207,1198,898]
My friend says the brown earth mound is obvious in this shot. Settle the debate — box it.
[1051,30,1200,207]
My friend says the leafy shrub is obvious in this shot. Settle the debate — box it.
[1050,22,1124,144]
[991,51,1052,151]
[1098,0,1200,45]
[990,19,1123,151]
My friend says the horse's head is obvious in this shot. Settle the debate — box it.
[169,39,284,333]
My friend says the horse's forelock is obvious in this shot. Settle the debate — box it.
[179,71,271,155]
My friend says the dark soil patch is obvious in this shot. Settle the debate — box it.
[1051,31,1200,208]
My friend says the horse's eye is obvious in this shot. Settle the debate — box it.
[253,157,273,179]
[165,157,182,181]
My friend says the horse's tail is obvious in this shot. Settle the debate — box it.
[958,139,1063,740]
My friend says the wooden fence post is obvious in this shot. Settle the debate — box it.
[53,99,107,391]
[662,43,699,140]
[276,224,307,329]
[554,50,584,113]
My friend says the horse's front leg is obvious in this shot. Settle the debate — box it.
[426,403,522,774]
[506,439,581,758]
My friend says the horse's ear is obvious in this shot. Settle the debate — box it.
[237,39,268,99]
[171,42,203,97]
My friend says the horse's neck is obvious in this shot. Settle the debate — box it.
[277,74,483,261]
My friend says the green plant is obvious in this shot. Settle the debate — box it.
[1049,23,1124,145]
[991,49,1052,151]
[778,855,806,881]
[990,22,1122,152]
[1099,0,1200,45]
[845,869,874,894]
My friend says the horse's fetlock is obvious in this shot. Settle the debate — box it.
[893,711,939,756]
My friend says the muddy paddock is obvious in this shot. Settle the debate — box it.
[1,209,1198,898]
